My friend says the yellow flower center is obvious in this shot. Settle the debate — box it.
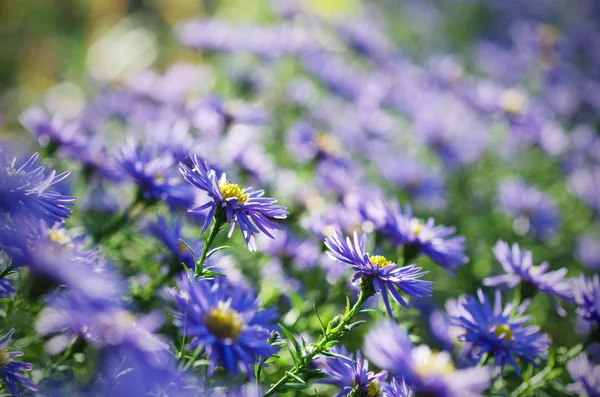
[365,381,383,397]
[205,303,244,340]
[500,89,526,115]
[410,219,422,235]
[494,324,513,343]
[0,349,12,367]
[315,134,342,155]
[369,255,393,268]
[218,180,249,205]
[47,229,72,247]
[413,346,455,377]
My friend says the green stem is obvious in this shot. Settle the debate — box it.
[346,386,362,397]
[194,214,226,278]
[92,192,150,242]
[263,289,373,397]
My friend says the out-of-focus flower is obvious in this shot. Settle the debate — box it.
[325,231,433,316]
[498,179,559,238]
[35,291,167,355]
[566,353,600,397]
[318,346,387,397]
[451,289,551,376]
[364,320,490,397]
[0,329,39,396]
[19,107,84,152]
[167,274,278,376]
[0,278,15,300]
[570,167,600,213]
[484,241,572,309]
[118,140,195,209]
[0,151,74,224]
[361,199,467,272]
[384,377,411,397]
[179,155,288,251]
[572,274,600,329]
[576,234,600,271]
[146,215,200,271]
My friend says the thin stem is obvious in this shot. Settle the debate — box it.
[92,193,150,242]
[0,264,13,280]
[263,289,372,397]
[194,214,225,278]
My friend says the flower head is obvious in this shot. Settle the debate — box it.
[0,150,74,223]
[19,107,84,152]
[364,320,490,397]
[179,155,288,251]
[572,274,600,328]
[451,289,551,376]
[146,215,200,270]
[499,179,559,238]
[318,346,387,397]
[361,199,467,272]
[119,140,195,209]
[0,329,39,396]
[383,377,411,397]
[325,231,433,317]
[566,353,600,397]
[484,241,572,312]
[167,274,278,376]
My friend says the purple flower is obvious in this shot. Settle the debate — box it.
[484,241,572,310]
[566,353,600,397]
[146,215,200,270]
[361,199,468,272]
[36,291,168,355]
[572,274,600,329]
[318,346,387,397]
[325,231,433,317]
[451,289,551,376]
[570,167,600,213]
[179,155,288,251]
[118,139,195,209]
[0,150,74,223]
[384,377,411,397]
[498,179,559,238]
[364,319,490,397]
[576,234,600,271]
[167,274,278,376]
[0,329,39,396]
[19,107,84,152]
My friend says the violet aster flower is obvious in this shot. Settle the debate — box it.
[576,234,600,271]
[484,241,572,312]
[118,140,195,209]
[498,179,559,238]
[0,150,74,223]
[451,289,551,376]
[384,377,412,397]
[36,291,168,355]
[0,329,39,396]
[325,231,433,317]
[572,274,600,329]
[179,154,288,251]
[318,346,388,397]
[146,215,200,271]
[19,107,84,153]
[361,199,467,272]
[566,353,600,397]
[364,319,490,397]
[167,274,278,376]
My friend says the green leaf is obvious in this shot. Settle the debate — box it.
[286,371,306,384]
[206,245,230,258]
[178,239,197,261]
[279,323,302,356]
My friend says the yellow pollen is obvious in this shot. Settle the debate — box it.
[365,381,383,397]
[413,346,455,377]
[500,89,525,115]
[47,229,71,246]
[155,174,165,184]
[205,303,244,340]
[218,180,249,205]
[411,219,422,235]
[315,134,341,155]
[494,324,513,343]
[0,349,12,367]
[369,255,393,268]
